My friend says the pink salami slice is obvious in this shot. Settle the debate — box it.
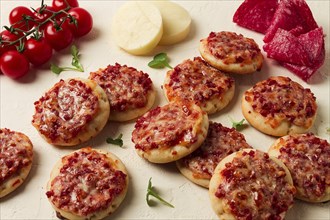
[264,0,318,42]
[265,27,325,81]
[282,62,324,82]
[298,27,325,65]
[233,0,278,34]
[289,26,305,36]
[263,29,312,66]
[283,28,325,81]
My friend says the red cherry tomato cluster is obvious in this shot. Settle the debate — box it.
[0,0,93,79]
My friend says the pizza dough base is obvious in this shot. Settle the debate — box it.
[241,90,316,137]
[176,160,210,188]
[34,78,110,146]
[268,135,330,203]
[199,39,263,74]
[110,85,156,122]
[209,149,294,220]
[46,148,129,220]
[176,123,251,189]
[163,73,235,115]
[135,104,209,164]
[0,132,33,198]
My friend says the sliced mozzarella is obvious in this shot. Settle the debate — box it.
[151,0,191,45]
[111,1,163,55]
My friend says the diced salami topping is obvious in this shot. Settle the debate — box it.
[215,150,296,220]
[233,0,278,34]
[89,63,153,112]
[132,102,203,152]
[206,31,261,64]
[165,57,234,111]
[277,133,330,201]
[46,148,127,217]
[181,122,251,179]
[32,79,99,143]
[263,0,318,43]
[0,128,33,185]
[244,76,317,129]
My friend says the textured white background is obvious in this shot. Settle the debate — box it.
[0,0,329,219]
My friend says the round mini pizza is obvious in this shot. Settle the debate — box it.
[163,57,235,114]
[176,122,251,188]
[269,133,330,203]
[209,149,296,220]
[89,63,156,121]
[32,78,110,146]
[132,101,209,163]
[242,76,317,136]
[199,31,263,74]
[0,128,33,198]
[46,147,129,220]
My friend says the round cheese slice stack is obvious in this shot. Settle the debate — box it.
[112,0,192,55]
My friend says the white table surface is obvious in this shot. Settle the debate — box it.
[0,0,329,219]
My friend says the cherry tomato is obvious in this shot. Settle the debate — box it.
[9,6,35,31]
[0,30,24,53]
[44,22,73,51]
[52,0,79,11]
[66,7,93,38]
[34,6,56,30]
[0,50,30,79]
[23,37,53,66]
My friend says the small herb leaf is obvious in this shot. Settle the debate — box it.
[154,53,167,62]
[146,178,174,208]
[106,133,124,147]
[230,118,246,131]
[71,45,84,72]
[148,53,173,69]
[50,45,84,74]
[148,60,164,69]
[50,63,63,74]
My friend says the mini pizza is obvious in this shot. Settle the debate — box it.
[89,63,156,121]
[242,76,317,136]
[46,147,129,220]
[209,149,296,220]
[199,31,263,74]
[132,101,209,163]
[269,133,330,203]
[176,122,251,188]
[0,128,33,198]
[163,57,235,114]
[32,78,110,146]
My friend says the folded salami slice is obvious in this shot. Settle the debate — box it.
[298,27,325,65]
[282,62,324,82]
[263,0,318,42]
[233,0,278,34]
[263,28,312,66]
[266,27,325,81]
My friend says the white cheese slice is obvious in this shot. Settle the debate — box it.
[151,0,191,45]
[111,1,163,55]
